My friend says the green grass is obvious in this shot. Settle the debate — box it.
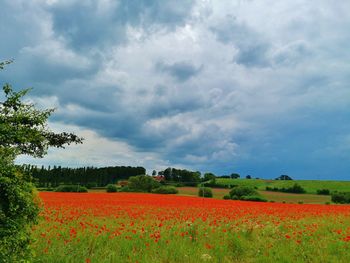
[177,187,331,204]
[177,187,230,199]
[215,179,350,194]
[260,191,331,204]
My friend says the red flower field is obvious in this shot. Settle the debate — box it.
[33,192,350,262]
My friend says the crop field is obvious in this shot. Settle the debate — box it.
[215,179,350,194]
[32,192,350,263]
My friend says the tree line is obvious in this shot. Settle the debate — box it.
[21,165,145,187]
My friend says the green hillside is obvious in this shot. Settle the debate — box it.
[215,178,350,194]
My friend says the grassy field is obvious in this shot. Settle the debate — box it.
[32,192,350,263]
[177,187,331,204]
[215,178,350,194]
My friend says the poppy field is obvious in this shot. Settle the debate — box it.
[32,192,350,263]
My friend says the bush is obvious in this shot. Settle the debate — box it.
[106,184,118,193]
[317,189,330,195]
[286,183,306,194]
[266,184,306,194]
[240,196,267,202]
[229,186,257,199]
[151,186,178,194]
[128,175,160,192]
[331,192,350,204]
[198,187,213,198]
[85,182,98,189]
[223,195,231,200]
[54,185,88,193]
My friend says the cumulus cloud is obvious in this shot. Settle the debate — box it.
[1,0,350,179]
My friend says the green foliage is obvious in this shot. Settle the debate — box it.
[331,192,350,204]
[216,178,350,194]
[151,186,178,194]
[27,165,145,188]
[106,184,118,193]
[317,189,330,195]
[54,185,88,193]
[275,175,293,180]
[240,195,267,202]
[0,61,83,262]
[86,182,98,189]
[160,167,201,183]
[229,186,257,199]
[203,172,216,181]
[127,175,160,192]
[266,183,306,194]
[223,194,231,200]
[230,173,240,179]
[0,166,40,262]
[198,187,213,198]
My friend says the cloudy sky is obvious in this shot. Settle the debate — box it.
[1,0,350,180]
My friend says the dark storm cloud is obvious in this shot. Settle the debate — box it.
[48,0,195,51]
[2,0,350,179]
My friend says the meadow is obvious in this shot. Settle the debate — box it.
[215,179,350,194]
[176,187,331,204]
[32,192,350,263]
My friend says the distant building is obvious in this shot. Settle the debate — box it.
[152,175,165,182]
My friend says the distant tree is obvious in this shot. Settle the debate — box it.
[230,173,240,179]
[128,175,160,192]
[275,175,293,180]
[159,167,200,184]
[0,61,83,262]
[152,170,157,176]
[203,172,216,181]
[246,175,252,179]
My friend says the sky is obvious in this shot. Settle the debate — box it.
[1,0,350,180]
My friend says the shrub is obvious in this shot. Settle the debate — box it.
[223,195,231,200]
[230,195,239,200]
[266,184,306,194]
[286,183,306,194]
[317,189,330,195]
[241,196,267,202]
[106,184,118,193]
[151,186,178,194]
[54,185,88,193]
[331,192,350,204]
[85,182,98,189]
[229,186,257,199]
[198,187,213,198]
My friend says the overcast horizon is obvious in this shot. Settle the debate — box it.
[1,0,350,180]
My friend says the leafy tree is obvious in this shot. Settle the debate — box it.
[203,172,216,181]
[128,175,160,192]
[275,175,293,180]
[152,170,157,176]
[230,173,240,179]
[0,61,83,262]
[246,175,252,179]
